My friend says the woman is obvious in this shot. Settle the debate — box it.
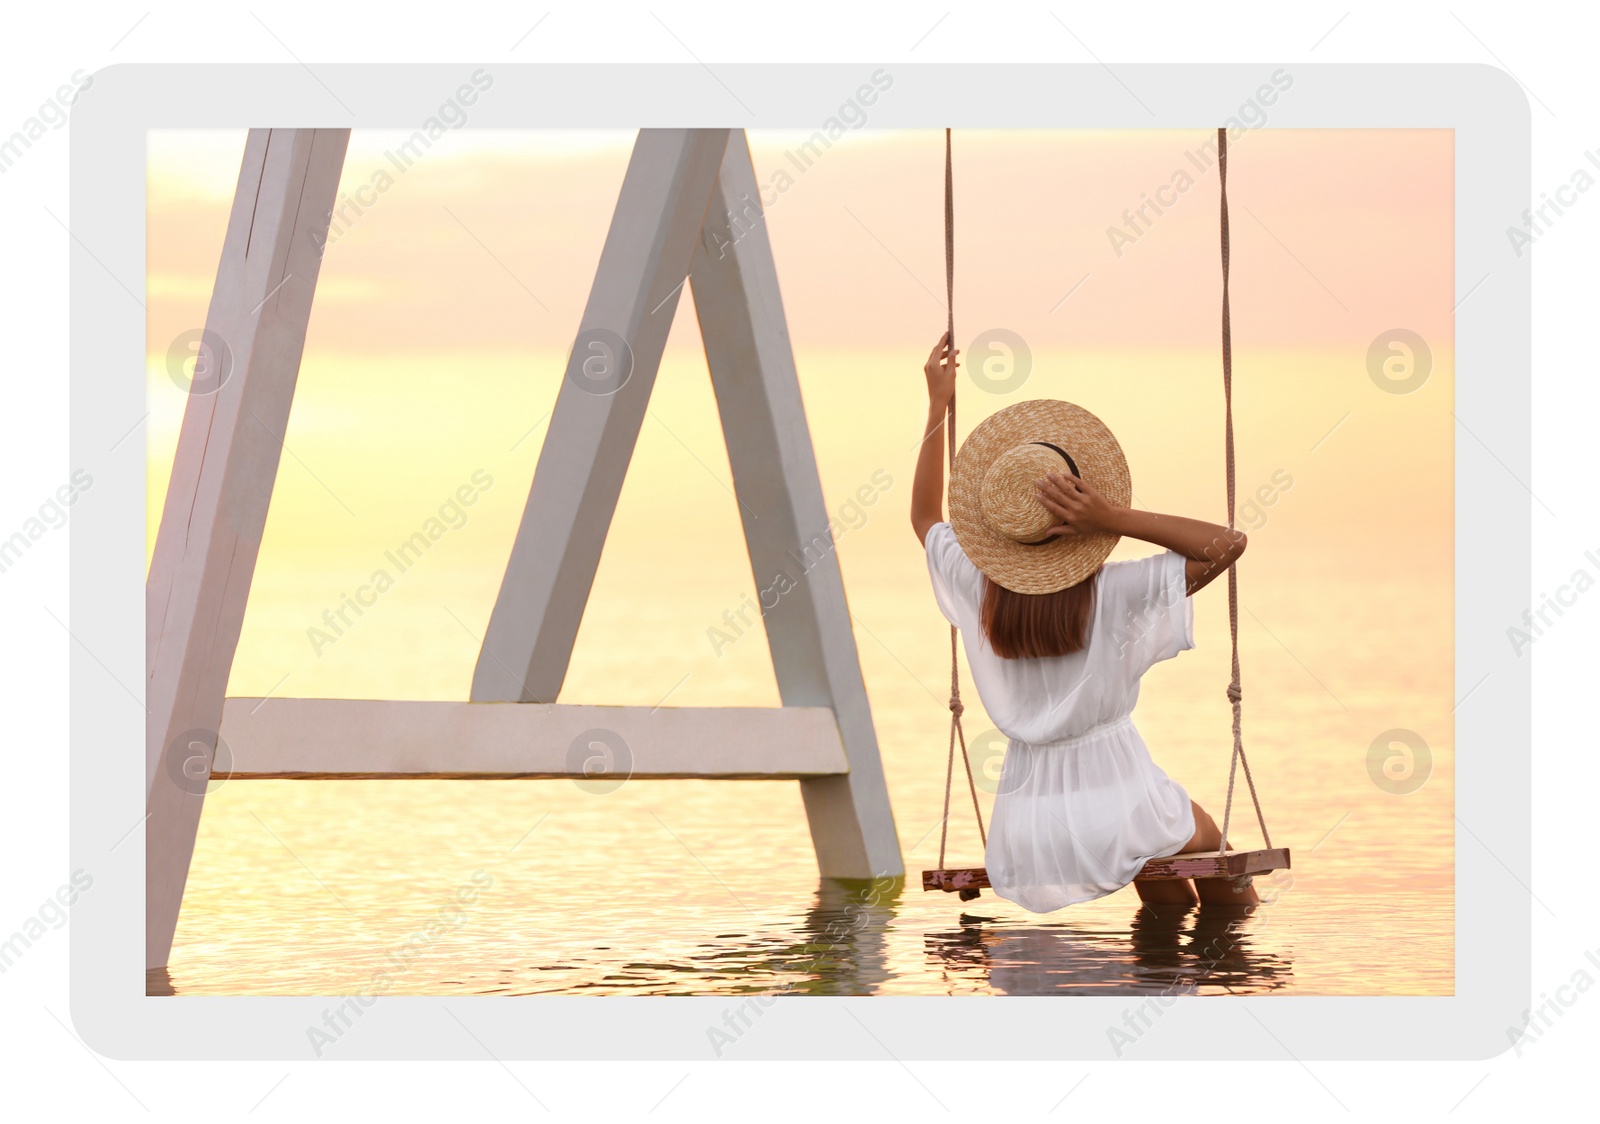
[911,332,1257,910]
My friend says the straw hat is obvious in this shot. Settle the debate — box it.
[948,399,1131,594]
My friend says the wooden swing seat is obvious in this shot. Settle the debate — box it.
[922,848,1290,899]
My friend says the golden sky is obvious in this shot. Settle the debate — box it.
[144,126,1455,707]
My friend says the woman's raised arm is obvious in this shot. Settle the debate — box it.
[1034,472,1246,594]
[911,332,959,545]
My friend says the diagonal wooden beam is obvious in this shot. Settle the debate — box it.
[471,129,731,703]
[688,133,903,878]
[145,128,350,969]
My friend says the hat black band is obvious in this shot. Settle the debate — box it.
[1018,442,1081,547]
[1032,441,1081,479]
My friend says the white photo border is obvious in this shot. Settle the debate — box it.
[70,62,1527,1060]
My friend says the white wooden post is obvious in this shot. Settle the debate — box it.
[689,134,903,878]
[471,129,732,703]
[145,128,349,969]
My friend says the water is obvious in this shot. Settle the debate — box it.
[157,538,1453,997]
[158,761,1449,996]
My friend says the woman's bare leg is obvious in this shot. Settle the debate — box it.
[1183,800,1259,907]
[1183,799,1223,851]
[1134,875,1197,905]
[1133,802,1202,905]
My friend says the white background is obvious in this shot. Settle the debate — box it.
[1,2,1589,1119]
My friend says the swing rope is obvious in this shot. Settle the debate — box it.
[1215,126,1273,856]
[937,127,986,872]
[932,127,1273,877]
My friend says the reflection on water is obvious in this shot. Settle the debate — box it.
[686,880,1297,997]
[159,869,1289,996]
[686,878,902,996]
[927,903,1292,995]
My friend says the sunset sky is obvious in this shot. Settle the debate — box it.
[147,126,1452,355]
[144,127,1454,715]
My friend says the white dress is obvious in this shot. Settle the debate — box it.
[924,522,1198,911]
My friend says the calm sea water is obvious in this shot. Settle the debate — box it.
[155,564,1455,998]
[157,770,1451,996]
[151,350,1455,997]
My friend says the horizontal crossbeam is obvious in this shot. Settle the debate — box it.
[217,698,850,779]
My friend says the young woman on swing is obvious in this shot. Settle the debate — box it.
[910,332,1259,910]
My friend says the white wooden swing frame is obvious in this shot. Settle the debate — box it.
[145,127,902,970]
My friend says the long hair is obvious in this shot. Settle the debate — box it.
[980,569,1101,659]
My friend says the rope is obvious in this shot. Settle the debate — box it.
[931,127,1272,872]
[937,127,986,871]
[1215,126,1273,857]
